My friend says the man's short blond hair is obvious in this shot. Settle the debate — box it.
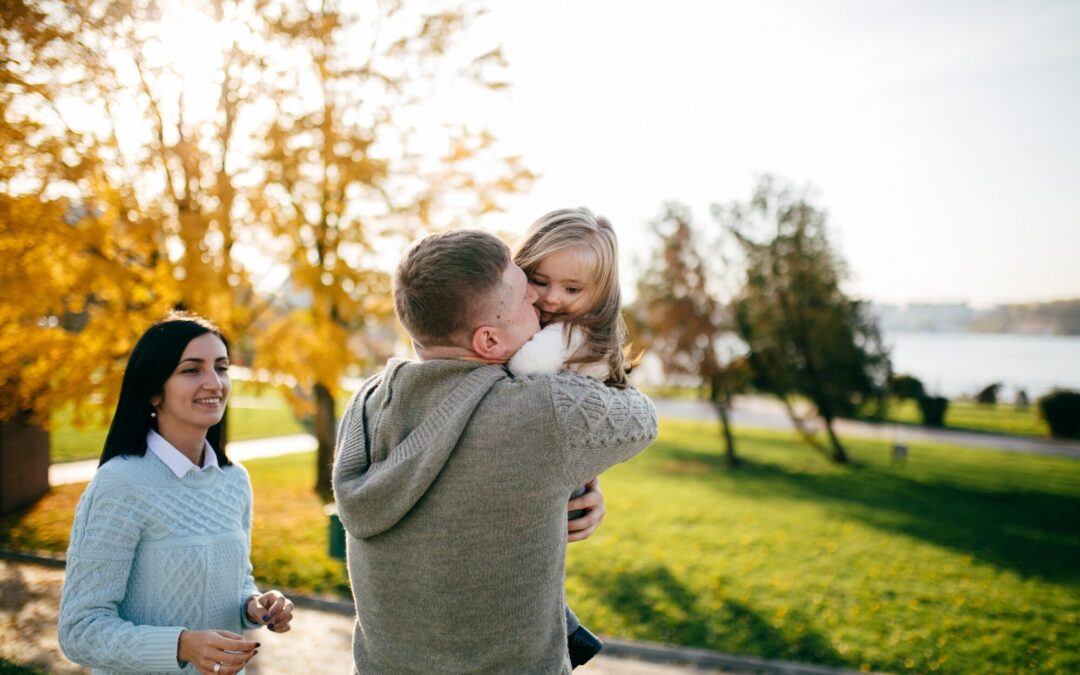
[393,230,510,348]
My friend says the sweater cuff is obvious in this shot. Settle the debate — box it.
[142,625,185,671]
[241,593,262,629]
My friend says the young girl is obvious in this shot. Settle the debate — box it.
[508,206,637,668]
[509,206,634,387]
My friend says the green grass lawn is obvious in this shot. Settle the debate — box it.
[48,405,307,463]
[4,421,1078,673]
[46,376,360,463]
[879,398,1050,438]
[640,385,706,401]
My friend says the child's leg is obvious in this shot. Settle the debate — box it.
[566,604,603,667]
[565,604,581,634]
[567,484,588,520]
[566,487,602,667]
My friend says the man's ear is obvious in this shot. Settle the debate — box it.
[470,325,508,361]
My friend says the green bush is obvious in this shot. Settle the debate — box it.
[888,374,925,401]
[1037,389,1080,439]
[917,395,948,427]
[975,382,1001,406]
[0,659,46,675]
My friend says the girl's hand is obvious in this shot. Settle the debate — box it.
[246,590,295,633]
[567,478,605,543]
[177,629,257,675]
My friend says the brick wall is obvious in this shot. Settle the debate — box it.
[0,413,50,514]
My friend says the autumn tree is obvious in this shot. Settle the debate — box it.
[245,1,534,498]
[716,177,890,464]
[630,203,746,466]
[1,0,531,497]
[0,1,179,427]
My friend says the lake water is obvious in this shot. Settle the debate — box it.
[885,332,1080,399]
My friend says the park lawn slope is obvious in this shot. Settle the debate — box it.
[566,421,1079,674]
[3,421,1077,673]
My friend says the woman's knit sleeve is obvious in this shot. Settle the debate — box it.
[239,469,261,629]
[58,473,185,672]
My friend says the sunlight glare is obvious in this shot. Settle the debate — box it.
[143,2,232,124]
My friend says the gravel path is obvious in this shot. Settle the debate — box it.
[0,559,87,674]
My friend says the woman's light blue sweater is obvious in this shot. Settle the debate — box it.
[58,451,260,674]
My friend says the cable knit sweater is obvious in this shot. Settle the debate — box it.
[332,358,658,674]
[58,451,260,674]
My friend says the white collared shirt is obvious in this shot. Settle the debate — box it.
[146,429,221,478]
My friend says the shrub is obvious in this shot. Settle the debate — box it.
[1014,389,1030,410]
[976,383,1001,406]
[918,395,949,427]
[889,374,925,401]
[1037,390,1080,439]
[0,659,47,675]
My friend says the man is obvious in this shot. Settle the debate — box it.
[332,230,658,673]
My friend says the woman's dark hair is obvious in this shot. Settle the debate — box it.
[99,312,232,467]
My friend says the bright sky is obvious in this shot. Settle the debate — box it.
[458,0,1080,306]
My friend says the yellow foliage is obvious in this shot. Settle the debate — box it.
[0,192,177,423]
[1,0,534,444]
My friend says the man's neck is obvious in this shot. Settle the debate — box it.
[413,343,506,365]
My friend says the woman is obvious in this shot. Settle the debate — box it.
[58,312,293,675]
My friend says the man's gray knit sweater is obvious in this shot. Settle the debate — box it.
[332,357,658,674]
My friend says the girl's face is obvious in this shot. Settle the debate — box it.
[152,333,231,434]
[528,245,595,324]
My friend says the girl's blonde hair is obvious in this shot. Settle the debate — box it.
[513,207,638,388]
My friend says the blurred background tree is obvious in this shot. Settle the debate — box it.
[887,374,925,402]
[716,176,890,464]
[0,0,532,497]
[1,1,179,426]
[630,202,745,466]
[1036,389,1080,439]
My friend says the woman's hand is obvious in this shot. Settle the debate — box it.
[567,477,605,543]
[246,590,295,633]
[177,629,257,675]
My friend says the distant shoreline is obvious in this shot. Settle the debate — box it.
[872,299,1080,336]
[884,331,1080,399]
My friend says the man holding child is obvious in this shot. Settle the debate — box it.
[332,228,657,673]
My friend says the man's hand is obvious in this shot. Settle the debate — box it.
[567,477,605,543]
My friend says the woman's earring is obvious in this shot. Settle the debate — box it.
[150,410,157,418]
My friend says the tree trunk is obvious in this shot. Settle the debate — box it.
[715,402,739,467]
[1,412,50,514]
[822,416,849,464]
[780,397,831,460]
[313,383,336,501]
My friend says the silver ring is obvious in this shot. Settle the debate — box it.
[213,663,222,674]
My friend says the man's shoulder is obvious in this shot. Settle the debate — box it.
[493,368,617,408]
[504,368,607,390]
